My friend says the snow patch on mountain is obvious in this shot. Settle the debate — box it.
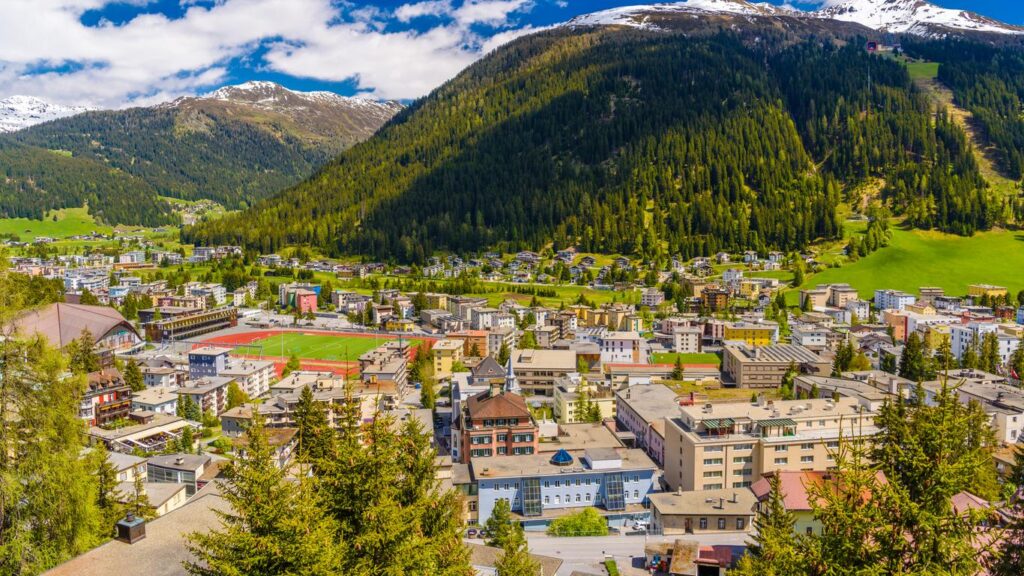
[820,0,1024,35]
[196,81,402,114]
[566,0,1023,36]
[567,0,795,29]
[0,95,94,133]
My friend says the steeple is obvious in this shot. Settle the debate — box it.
[504,356,520,394]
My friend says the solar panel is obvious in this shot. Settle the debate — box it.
[522,478,542,517]
[604,473,625,511]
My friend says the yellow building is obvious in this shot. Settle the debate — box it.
[552,376,616,424]
[923,324,952,350]
[968,284,1008,299]
[432,339,464,380]
[723,321,778,347]
[384,318,415,332]
[424,292,449,310]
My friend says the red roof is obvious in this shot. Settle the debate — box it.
[466,390,531,420]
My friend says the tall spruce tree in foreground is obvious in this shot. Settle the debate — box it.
[293,385,332,469]
[732,473,804,576]
[494,527,540,576]
[185,412,344,576]
[485,498,517,549]
[990,450,1024,576]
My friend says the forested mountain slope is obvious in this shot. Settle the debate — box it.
[1,82,400,225]
[186,25,996,262]
[0,139,174,226]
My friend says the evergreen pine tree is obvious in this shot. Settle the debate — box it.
[494,528,540,576]
[732,474,804,576]
[484,498,517,548]
[185,412,344,576]
[293,385,332,469]
[124,359,145,392]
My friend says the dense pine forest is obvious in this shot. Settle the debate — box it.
[185,28,997,263]
[0,139,175,226]
[905,39,1024,180]
[12,108,333,211]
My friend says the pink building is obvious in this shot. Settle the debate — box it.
[295,289,318,314]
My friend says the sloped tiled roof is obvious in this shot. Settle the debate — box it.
[15,303,137,348]
[465,389,530,420]
[471,356,505,379]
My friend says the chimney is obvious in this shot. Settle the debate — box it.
[718,497,724,509]
[175,456,185,465]
[115,512,146,544]
[730,492,738,504]
[888,377,900,396]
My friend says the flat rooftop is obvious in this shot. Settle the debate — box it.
[725,344,823,364]
[649,487,757,517]
[538,423,623,453]
[470,447,655,480]
[615,384,681,424]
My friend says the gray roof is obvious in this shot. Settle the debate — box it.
[148,453,211,472]
[43,486,226,576]
[15,303,138,348]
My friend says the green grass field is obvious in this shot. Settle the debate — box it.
[249,332,423,362]
[0,207,111,240]
[651,352,721,366]
[906,61,940,81]
[788,225,1024,305]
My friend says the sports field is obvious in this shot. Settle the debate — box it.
[247,332,423,362]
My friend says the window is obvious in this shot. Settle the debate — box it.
[555,480,560,488]
[775,445,788,452]
[703,458,723,466]
[497,447,507,455]
[633,475,639,483]
[826,441,840,449]
[704,446,724,453]
[703,483,723,490]
[806,527,814,535]
[544,495,550,504]
[703,471,723,478]
[733,469,751,476]
[699,518,708,530]
[718,518,727,530]
[605,473,626,511]
[555,495,560,504]
[586,493,591,502]
[736,518,745,530]
[576,494,581,502]
[543,481,550,488]
[575,479,580,486]
[801,455,814,463]
[733,481,751,488]
[734,444,754,451]
[504,483,510,491]
[497,433,507,442]
[633,490,639,498]
[801,443,814,450]
[774,457,788,465]
[733,456,752,464]
[471,449,493,458]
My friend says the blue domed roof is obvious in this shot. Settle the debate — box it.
[550,449,573,466]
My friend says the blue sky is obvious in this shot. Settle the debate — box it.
[0,0,1020,108]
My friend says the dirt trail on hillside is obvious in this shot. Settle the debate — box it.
[916,77,1017,194]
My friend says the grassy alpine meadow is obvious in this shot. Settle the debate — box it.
[0,207,111,240]
[248,332,424,362]
[788,225,1024,305]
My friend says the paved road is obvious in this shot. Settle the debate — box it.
[522,532,750,575]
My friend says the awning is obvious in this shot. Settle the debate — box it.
[757,418,797,427]
[702,418,735,428]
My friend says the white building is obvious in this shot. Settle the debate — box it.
[641,287,665,308]
[600,332,648,364]
[874,290,916,312]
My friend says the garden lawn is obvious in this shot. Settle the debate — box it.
[249,332,422,362]
[0,207,111,240]
[651,352,721,366]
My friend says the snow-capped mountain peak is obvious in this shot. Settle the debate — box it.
[819,0,1024,36]
[193,81,401,113]
[567,0,796,28]
[0,95,94,133]
[565,0,1023,37]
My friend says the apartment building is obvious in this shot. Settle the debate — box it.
[723,321,778,347]
[663,397,878,492]
[432,339,465,380]
[614,383,680,466]
[510,348,577,396]
[874,289,916,312]
[722,344,831,388]
[600,331,648,364]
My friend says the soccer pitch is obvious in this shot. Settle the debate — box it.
[248,332,421,362]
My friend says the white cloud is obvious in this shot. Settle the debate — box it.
[454,0,534,26]
[0,0,542,108]
[394,0,453,22]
